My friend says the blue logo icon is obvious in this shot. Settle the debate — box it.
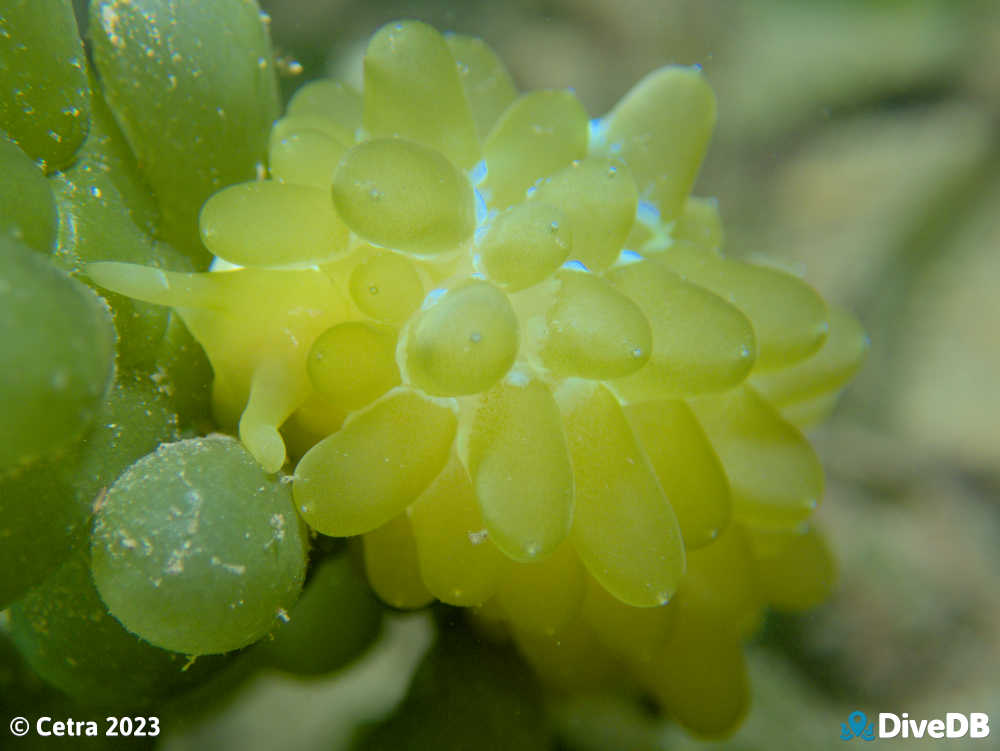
[841,711,876,741]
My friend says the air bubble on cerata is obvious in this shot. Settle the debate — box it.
[588,116,608,149]
[505,369,530,387]
[209,257,243,272]
[617,249,644,266]
[473,188,490,225]
[469,159,488,185]
[636,200,660,226]
[561,259,589,273]
[421,287,447,310]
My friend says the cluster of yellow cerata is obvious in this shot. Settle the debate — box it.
[91,19,868,736]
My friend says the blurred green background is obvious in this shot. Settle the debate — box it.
[15,0,1000,748]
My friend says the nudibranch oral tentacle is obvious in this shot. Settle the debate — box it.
[88,17,868,738]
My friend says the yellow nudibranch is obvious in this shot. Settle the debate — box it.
[89,20,867,737]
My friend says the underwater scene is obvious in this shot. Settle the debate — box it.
[1,0,998,748]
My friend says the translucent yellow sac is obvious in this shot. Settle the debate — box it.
[349,251,425,324]
[444,34,518,143]
[286,79,362,136]
[332,138,475,256]
[542,270,652,380]
[463,374,574,562]
[87,263,348,472]
[581,575,675,668]
[494,541,585,636]
[600,66,716,222]
[673,196,724,253]
[404,280,519,396]
[556,380,685,607]
[681,524,762,637]
[776,391,839,431]
[280,392,347,461]
[605,260,756,399]
[529,157,638,271]
[199,181,349,266]
[512,616,622,693]
[307,322,400,411]
[689,385,824,528]
[624,399,731,550]
[750,305,869,407]
[637,595,749,738]
[409,453,508,606]
[293,388,457,537]
[269,129,347,189]
[476,202,571,292]
[655,245,829,370]
[750,525,836,612]
[363,515,435,610]
[482,90,589,209]
[269,115,353,154]
[363,20,480,168]
[468,596,510,644]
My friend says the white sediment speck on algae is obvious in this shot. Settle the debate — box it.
[269,513,286,542]
[210,556,247,576]
[467,529,488,545]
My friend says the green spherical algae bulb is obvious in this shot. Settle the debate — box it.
[404,280,519,396]
[0,0,90,172]
[90,435,308,655]
[1,369,183,608]
[8,552,227,708]
[0,135,57,252]
[0,236,116,475]
[358,622,550,751]
[89,0,280,262]
[257,554,383,676]
[49,94,197,371]
[0,458,84,609]
[332,138,475,256]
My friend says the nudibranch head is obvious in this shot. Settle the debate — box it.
[91,18,867,737]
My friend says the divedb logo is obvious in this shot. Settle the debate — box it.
[841,710,991,741]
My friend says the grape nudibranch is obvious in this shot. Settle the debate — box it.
[89,18,867,737]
